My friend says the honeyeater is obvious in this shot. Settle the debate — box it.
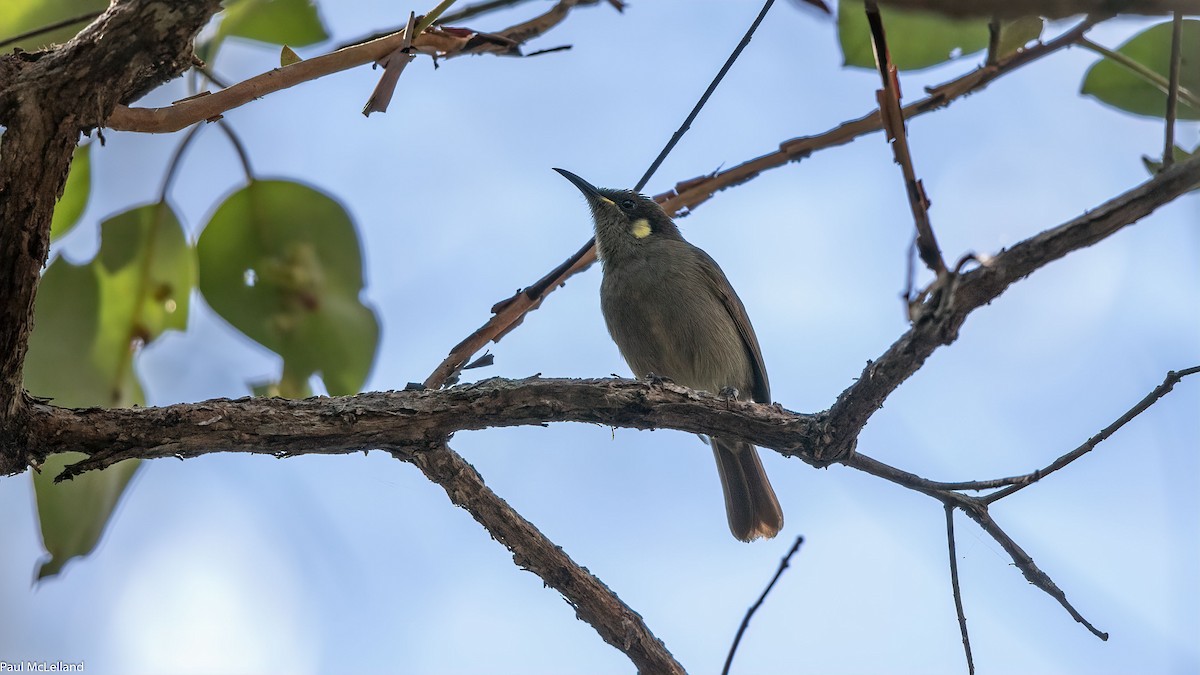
[555,168,783,542]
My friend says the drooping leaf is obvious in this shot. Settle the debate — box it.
[32,455,140,579]
[217,0,328,48]
[838,0,990,71]
[1082,20,1200,121]
[0,0,108,51]
[197,179,379,396]
[24,201,193,579]
[51,144,91,241]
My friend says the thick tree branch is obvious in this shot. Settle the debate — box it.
[13,378,820,479]
[0,0,221,423]
[406,442,684,675]
[819,152,1200,462]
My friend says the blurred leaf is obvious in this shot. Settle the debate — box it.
[838,0,989,71]
[280,44,302,66]
[217,0,328,48]
[50,144,91,241]
[1082,20,1200,121]
[32,454,140,579]
[197,179,379,396]
[94,202,194,355]
[1143,146,1198,185]
[24,202,193,579]
[250,377,312,398]
[0,0,107,51]
[995,17,1043,59]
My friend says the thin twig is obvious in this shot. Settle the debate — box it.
[215,121,254,183]
[958,501,1108,640]
[158,124,206,203]
[634,0,776,192]
[722,535,804,675]
[423,0,777,387]
[864,0,947,281]
[1163,11,1183,168]
[945,506,975,675]
[107,0,600,133]
[362,11,419,116]
[0,11,101,49]
[441,0,537,24]
[985,18,1001,66]
[982,365,1200,504]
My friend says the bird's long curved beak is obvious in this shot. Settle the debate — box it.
[553,168,607,204]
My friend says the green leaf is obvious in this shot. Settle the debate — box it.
[216,0,329,48]
[1082,20,1200,121]
[838,0,990,71]
[995,17,1043,59]
[50,144,91,241]
[32,454,139,579]
[1143,145,1198,183]
[24,202,193,579]
[0,0,108,51]
[197,180,379,396]
[94,202,194,353]
[280,45,302,66]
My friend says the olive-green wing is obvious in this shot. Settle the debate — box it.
[693,247,771,403]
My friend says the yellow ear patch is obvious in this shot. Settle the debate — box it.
[631,218,651,239]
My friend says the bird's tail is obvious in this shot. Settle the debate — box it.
[712,438,784,542]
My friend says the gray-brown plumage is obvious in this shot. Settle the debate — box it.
[555,168,783,542]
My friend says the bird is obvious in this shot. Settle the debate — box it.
[555,168,783,542]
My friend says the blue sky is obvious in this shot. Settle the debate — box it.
[1,2,1198,673]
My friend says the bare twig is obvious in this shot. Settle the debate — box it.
[441,0,537,24]
[1163,11,1183,168]
[362,11,418,116]
[106,0,602,133]
[722,536,804,675]
[959,500,1108,639]
[635,0,776,192]
[864,1,947,281]
[985,18,1001,66]
[818,153,1200,463]
[982,365,1200,504]
[424,0,777,387]
[945,506,974,675]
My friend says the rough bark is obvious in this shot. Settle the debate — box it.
[0,0,221,428]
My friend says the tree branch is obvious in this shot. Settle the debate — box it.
[819,152,1200,462]
[106,0,607,134]
[981,365,1200,503]
[0,0,221,423]
[944,506,974,675]
[406,442,684,674]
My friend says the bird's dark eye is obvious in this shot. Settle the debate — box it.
[620,199,636,210]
